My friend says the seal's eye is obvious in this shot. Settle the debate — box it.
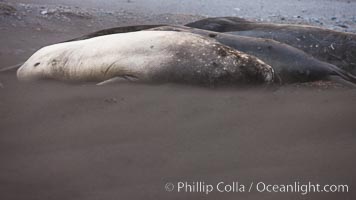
[34,62,40,67]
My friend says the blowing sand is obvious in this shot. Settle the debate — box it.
[0,1,355,199]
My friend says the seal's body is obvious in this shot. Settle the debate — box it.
[17,31,274,86]
[148,26,356,84]
[67,25,163,42]
[186,17,356,75]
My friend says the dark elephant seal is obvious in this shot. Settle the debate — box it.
[186,17,255,32]
[17,31,274,86]
[186,17,356,75]
[148,26,356,84]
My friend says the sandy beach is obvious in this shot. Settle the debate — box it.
[0,0,355,199]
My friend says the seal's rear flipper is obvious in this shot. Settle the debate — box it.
[327,75,356,88]
[97,75,139,86]
[327,63,356,84]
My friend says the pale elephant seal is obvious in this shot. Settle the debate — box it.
[17,31,274,86]
[186,17,356,75]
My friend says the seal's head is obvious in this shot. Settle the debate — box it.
[17,60,45,81]
[17,44,66,81]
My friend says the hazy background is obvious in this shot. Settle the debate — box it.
[1,0,355,200]
[10,0,356,17]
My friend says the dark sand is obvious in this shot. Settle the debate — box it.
[0,1,355,199]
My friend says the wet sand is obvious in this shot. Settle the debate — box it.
[0,1,356,199]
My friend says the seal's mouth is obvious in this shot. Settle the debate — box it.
[16,63,37,81]
[16,65,27,81]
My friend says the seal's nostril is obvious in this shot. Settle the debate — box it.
[34,62,40,67]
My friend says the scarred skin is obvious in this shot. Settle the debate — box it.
[186,17,356,75]
[17,31,274,86]
[147,25,356,84]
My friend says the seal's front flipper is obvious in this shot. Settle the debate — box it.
[122,75,139,82]
[96,75,139,86]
